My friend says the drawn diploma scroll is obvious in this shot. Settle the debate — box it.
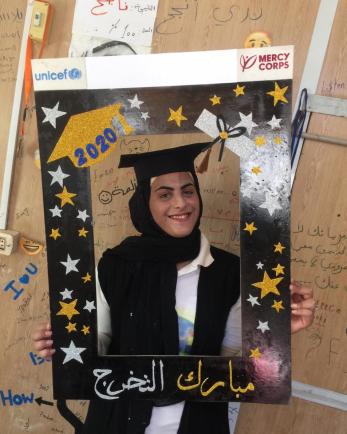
[195,109,255,161]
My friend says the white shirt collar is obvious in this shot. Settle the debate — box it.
[178,233,214,276]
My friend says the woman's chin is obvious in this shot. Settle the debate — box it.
[165,224,195,238]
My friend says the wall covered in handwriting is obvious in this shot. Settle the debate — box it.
[0,6,23,84]
[292,223,347,292]
[291,221,347,382]
[0,0,26,200]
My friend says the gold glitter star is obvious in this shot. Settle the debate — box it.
[244,222,257,235]
[274,242,285,254]
[55,186,77,207]
[251,166,262,175]
[250,347,261,359]
[78,227,88,238]
[255,136,266,147]
[252,271,283,299]
[233,84,245,97]
[81,325,90,335]
[274,136,282,145]
[82,272,92,283]
[209,95,221,105]
[167,106,187,127]
[272,263,285,276]
[65,322,77,333]
[49,228,61,240]
[272,300,285,313]
[57,299,79,320]
[267,82,288,106]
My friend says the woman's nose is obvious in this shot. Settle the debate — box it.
[172,193,186,208]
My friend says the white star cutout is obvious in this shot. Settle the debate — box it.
[60,288,73,300]
[235,112,258,136]
[259,192,282,216]
[41,102,66,128]
[247,294,260,307]
[140,112,150,120]
[84,300,96,313]
[48,165,70,187]
[49,205,62,218]
[60,254,80,274]
[76,209,90,222]
[256,261,264,270]
[128,94,144,109]
[257,320,270,333]
[61,340,86,364]
[267,115,282,130]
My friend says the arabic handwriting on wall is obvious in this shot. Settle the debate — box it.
[0,7,23,83]
[328,336,347,374]
[93,360,164,399]
[212,5,263,25]
[292,223,347,292]
[0,7,23,22]
[177,360,254,398]
[314,275,339,290]
[155,1,189,35]
[17,293,32,315]
[155,2,263,35]
[91,0,129,16]
[98,179,137,204]
[304,330,323,360]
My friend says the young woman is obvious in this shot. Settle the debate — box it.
[33,143,315,434]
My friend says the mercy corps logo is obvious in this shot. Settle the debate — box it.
[34,68,82,81]
[240,52,290,72]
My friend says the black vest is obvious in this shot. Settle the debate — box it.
[83,246,240,434]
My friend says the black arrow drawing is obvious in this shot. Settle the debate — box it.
[35,396,54,406]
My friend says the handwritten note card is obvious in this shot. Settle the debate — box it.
[72,0,158,49]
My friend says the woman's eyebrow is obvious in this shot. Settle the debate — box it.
[154,186,174,192]
[181,183,194,189]
[154,183,194,192]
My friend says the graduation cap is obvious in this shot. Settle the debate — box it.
[118,142,209,182]
[118,115,246,180]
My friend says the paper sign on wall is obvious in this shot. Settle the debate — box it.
[71,0,158,51]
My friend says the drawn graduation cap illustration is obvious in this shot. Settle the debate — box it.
[118,115,247,179]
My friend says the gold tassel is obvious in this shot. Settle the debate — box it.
[196,148,212,174]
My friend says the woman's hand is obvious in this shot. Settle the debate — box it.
[290,279,315,334]
[32,322,56,360]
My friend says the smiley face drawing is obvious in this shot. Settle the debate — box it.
[98,190,112,205]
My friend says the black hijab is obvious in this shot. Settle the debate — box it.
[98,171,203,357]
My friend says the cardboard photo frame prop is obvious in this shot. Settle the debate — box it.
[32,47,292,404]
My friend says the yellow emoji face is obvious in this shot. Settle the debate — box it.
[244,32,272,48]
[19,237,43,255]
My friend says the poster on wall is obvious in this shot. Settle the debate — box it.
[32,46,293,403]
[69,0,159,56]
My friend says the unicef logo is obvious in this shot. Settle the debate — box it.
[34,68,83,82]
[68,68,82,80]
